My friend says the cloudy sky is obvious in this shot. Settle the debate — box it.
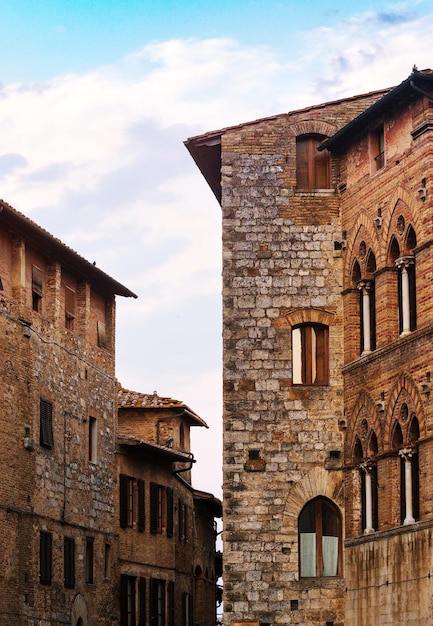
[0,0,432,498]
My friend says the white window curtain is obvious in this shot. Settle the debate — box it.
[322,536,338,576]
[300,533,316,577]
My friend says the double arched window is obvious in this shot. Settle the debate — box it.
[298,497,342,577]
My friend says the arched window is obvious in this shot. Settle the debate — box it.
[296,134,330,189]
[292,323,329,385]
[298,497,341,577]
[399,414,420,525]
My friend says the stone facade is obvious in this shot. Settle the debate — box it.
[186,69,433,625]
[0,201,221,625]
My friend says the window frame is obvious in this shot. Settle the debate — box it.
[292,323,329,386]
[88,416,97,463]
[32,265,43,313]
[40,530,53,585]
[40,397,54,449]
[64,536,75,589]
[296,134,330,189]
[298,497,342,578]
[85,537,94,584]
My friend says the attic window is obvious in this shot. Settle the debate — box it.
[32,266,43,312]
[65,286,76,330]
[370,125,385,172]
[97,321,107,349]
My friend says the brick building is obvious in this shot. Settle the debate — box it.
[117,386,222,626]
[0,200,221,625]
[185,68,433,625]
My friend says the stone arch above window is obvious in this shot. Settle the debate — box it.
[345,391,382,464]
[296,134,330,189]
[384,374,426,446]
[273,307,335,328]
[298,497,342,578]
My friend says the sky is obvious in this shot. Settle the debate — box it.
[0,0,432,500]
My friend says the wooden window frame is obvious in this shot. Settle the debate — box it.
[292,323,329,385]
[65,285,76,330]
[150,578,166,626]
[370,125,385,172]
[296,134,330,189]
[32,265,43,313]
[120,474,135,529]
[298,497,342,578]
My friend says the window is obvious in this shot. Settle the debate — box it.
[121,574,136,626]
[32,265,43,312]
[150,579,166,626]
[178,499,188,542]
[360,463,378,534]
[296,134,330,189]
[40,397,54,448]
[40,531,52,585]
[370,125,385,172]
[182,592,193,626]
[120,475,145,531]
[97,320,107,349]
[88,416,97,463]
[396,256,416,335]
[138,577,146,626]
[299,498,341,577]
[64,537,75,589]
[167,581,175,626]
[104,543,112,579]
[292,324,329,385]
[85,537,94,584]
[150,484,174,536]
[65,286,76,330]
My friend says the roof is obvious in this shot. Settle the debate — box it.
[319,68,433,153]
[117,434,195,462]
[0,199,137,299]
[184,87,391,204]
[193,488,222,517]
[117,386,209,428]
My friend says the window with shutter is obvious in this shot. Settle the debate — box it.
[32,266,43,312]
[296,134,330,189]
[138,479,145,532]
[166,488,174,538]
[292,323,329,385]
[85,537,94,583]
[40,531,52,585]
[40,397,54,448]
[120,474,134,528]
[138,577,146,626]
[167,581,175,626]
[64,537,75,588]
[150,578,165,626]
[121,574,136,626]
[65,286,76,330]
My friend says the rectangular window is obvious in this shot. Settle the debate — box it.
[65,286,76,330]
[120,474,135,528]
[296,134,330,189]
[88,416,97,463]
[40,397,54,448]
[85,537,94,584]
[150,579,166,626]
[40,531,52,585]
[370,125,385,172]
[292,324,329,385]
[121,574,136,626]
[138,479,145,532]
[32,265,43,312]
[150,484,174,536]
[138,577,146,626]
[104,543,111,579]
[97,320,107,349]
[64,537,75,589]
[178,500,188,542]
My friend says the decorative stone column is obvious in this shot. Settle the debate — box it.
[357,280,372,354]
[360,461,375,534]
[399,447,416,525]
[395,256,414,336]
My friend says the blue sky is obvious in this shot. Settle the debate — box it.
[0,0,431,498]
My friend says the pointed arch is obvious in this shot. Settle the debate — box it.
[384,372,426,446]
[345,390,383,462]
[382,184,423,248]
[344,214,379,288]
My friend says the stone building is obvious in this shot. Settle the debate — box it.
[117,386,222,626]
[0,200,221,625]
[185,68,433,625]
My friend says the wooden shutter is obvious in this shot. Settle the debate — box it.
[150,482,158,534]
[64,537,75,588]
[138,479,145,532]
[168,581,175,626]
[119,474,130,528]
[120,574,129,626]
[166,488,174,538]
[139,577,146,626]
[40,398,54,448]
[40,531,52,585]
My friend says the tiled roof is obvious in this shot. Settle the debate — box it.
[117,386,208,427]
[117,434,195,461]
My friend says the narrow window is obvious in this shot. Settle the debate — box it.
[121,574,137,626]
[32,266,43,312]
[150,579,166,626]
[97,320,107,349]
[104,543,111,579]
[88,416,97,463]
[296,134,330,189]
[370,125,385,172]
[120,474,135,528]
[40,531,52,585]
[166,487,174,538]
[138,479,145,532]
[40,397,54,449]
[64,537,75,589]
[65,286,76,330]
[182,592,193,626]
[360,463,378,533]
[85,537,94,584]
[292,324,329,385]
[299,498,341,577]
[179,499,188,542]
[167,581,175,626]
